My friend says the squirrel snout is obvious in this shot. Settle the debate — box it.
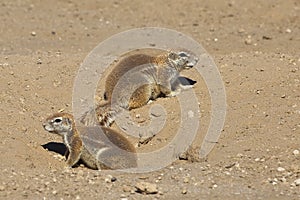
[43,122,54,132]
[187,57,198,67]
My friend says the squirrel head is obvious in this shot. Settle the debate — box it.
[167,51,198,71]
[43,113,74,136]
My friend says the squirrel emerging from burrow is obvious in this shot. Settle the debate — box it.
[43,112,137,170]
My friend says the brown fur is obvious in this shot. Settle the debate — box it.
[104,48,165,102]
[43,112,137,170]
[80,48,197,127]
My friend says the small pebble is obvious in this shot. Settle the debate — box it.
[31,31,36,36]
[138,176,149,180]
[292,149,299,155]
[286,28,292,33]
[182,188,187,194]
[104,175,117,183]
[262,35,272,40]
[122,185,132,193]
[135,181,158,194]
[277,167,285,172]
[238,28,245,33]
[111,176,117,182]
[279,177,287,183]
[37,58,42,64]
[294,179,300,186]
[183,177,189,183]
[245,36,252,45]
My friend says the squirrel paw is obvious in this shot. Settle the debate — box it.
[167,90,181,97]
[180,84,194,90]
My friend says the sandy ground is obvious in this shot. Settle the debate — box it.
[0,0,299,199]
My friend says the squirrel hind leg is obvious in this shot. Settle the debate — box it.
[159,84,173,97]
[166,89,181,97]
[128,85,153,109]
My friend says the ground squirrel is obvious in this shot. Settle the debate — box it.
[80,49,198,127]
[43,112,137,170]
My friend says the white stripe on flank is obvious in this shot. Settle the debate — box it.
[96,147,110,158]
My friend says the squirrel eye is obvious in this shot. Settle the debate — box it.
[178,52,188,58]
[54,118,62,123]
[168,52,176,60]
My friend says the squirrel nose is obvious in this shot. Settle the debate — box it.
[187,58,198,67]
[42,122,48,129]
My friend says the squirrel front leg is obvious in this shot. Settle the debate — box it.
[160,77,183,97]
[161,77,194,97]
[162,87,181,97]
[66,137,83,168]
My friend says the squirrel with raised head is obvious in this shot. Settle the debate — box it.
[80,49,198,127]
[43,112,137,170]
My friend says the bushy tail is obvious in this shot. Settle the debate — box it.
[79,101,122,127]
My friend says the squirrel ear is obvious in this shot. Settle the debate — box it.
[66,118,73,127]
[178,51,189,58]
[168,52,177,60]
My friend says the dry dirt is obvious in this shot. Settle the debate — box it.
[0,0,299,199]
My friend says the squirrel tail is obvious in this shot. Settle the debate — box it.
[79,101,122,127]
